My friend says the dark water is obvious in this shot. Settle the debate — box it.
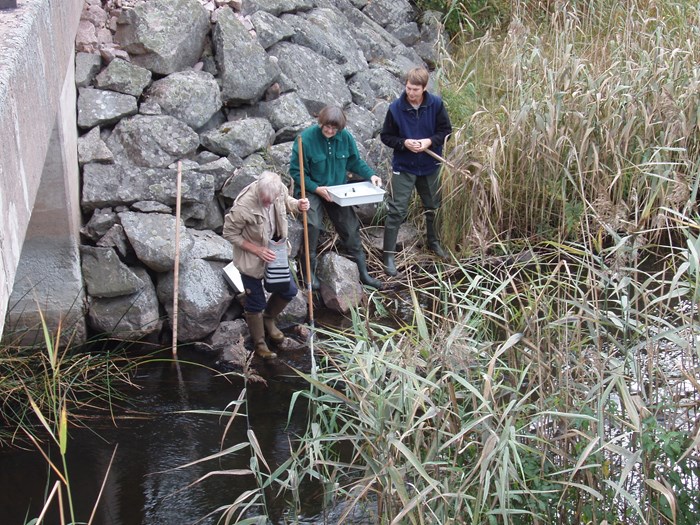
[0,347,322,525]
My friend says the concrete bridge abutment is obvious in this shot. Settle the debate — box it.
[0,0,86,344]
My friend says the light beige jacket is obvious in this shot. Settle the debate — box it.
[222,180,300,279]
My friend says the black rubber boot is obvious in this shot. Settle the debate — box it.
[426,212,448,260]
[382,227,399,276]
[354,251,383,290]
[263,294,291,345]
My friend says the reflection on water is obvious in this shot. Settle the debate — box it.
[0,347,318,525]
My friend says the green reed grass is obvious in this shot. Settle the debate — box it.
[1,315,135,525]
[434,0,700,255]
[283,224,699,523]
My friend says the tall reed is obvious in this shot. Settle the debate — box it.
[285,225,699,523]
[437,0,700,253]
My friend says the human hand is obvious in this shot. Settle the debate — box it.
[404,138,431,153]
[315,186,332,202]
[256,246,276,262]
[370,175,382,188]
[297,198,310,211]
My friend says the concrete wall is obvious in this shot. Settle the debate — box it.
[0,0,85,342]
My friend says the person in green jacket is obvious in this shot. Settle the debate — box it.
[289,105,383,290]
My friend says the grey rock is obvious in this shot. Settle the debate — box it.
[283,8,368,77]
[80,245,145,298]
[196,157,237,191]
[390,21,420,46]
[219,165,260,201]
[145,70,223,129]
[184,197,225,232]
[362,0,414,28]
[241,0,313,17]
[81,208,118,242]
[213,8,280,105]
[82,164,216,211]
[131,200,172,213]
[75,52,102,87]
[119,211,194,272]
[250,9,295,49]
[411,40,438,69]
[188,229,234,261]
[195,150,222,164]
[268,141,294,174]
[139,100,162,115]
[268,42,352,114]
[338,2,403,63]
[259,92,312,143]
[196,109,228,134]
[86,267,163,339]
[181,202,208,221]
[157,258,235,342]
[170,159,200,171]
[317,252,363,313]
[95,58,152,97]
[78,127,114,166]
[106,115,200,168]
[364,136,393,179]
[345,103,381,146]
[209,319,248,355]
[200,117,275,158]
[348,67,403,111]
[96,223,132,260]
[77,88,138,129]
[115,0,211,75]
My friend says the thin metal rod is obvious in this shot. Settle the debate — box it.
[172,161,182,358]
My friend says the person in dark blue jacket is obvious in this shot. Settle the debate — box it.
[380,67,453,276]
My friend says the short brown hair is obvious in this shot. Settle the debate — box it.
[405,67,429,88]
[317,105,347,130]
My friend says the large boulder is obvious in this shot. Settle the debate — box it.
[77,88,138,129]
[118,211,194,272]
[268,42,352,114]
[317,252,364,313]
[157,258,236,342]
[115,0,211,75]
[95,58,152,97]
[241,0,314,17]
[106,115,200,168]
[80,245,145,298]
[249,10,295,49]
[347,68,404,111]
[200,117,275,158]
[81,164,216,211]
[282,8,368,78]
[145,71,223,130]
[258,92,312,143]
[86,267,163,340]
[213,7,280,105]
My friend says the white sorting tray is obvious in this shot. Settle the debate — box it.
[328,181,385,207]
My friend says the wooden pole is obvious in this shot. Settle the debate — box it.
[298,136,314,324]
[172,161,182,358]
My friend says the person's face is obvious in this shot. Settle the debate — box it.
[405,81,426,105]
[320,123,339,138]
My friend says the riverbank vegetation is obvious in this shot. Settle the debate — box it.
[273,1,700,523]
[0,318,134,524]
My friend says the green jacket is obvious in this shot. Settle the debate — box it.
[289,124,374,197]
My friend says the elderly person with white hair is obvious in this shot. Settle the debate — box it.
[223,171,310,360]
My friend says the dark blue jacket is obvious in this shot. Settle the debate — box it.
[380,90,452,176]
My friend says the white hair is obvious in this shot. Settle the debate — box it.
[256,170,285,202]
